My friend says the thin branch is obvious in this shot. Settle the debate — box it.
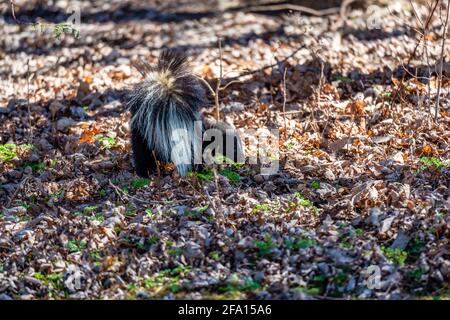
[390,0,441,107]
[6,176,30,208]
[10,0,34,26]
[282,66,288,141]
[223,43,306,83]
[27,58,33,143]
[245,3,341,16]
[195,75,216,97]
[215,37,223,121]
[435,0,449,119]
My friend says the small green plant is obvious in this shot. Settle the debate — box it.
[334,271,349,286]
[50,158,58,167]
[53,22,80,40]
[254,234,276,257]
[332,75,351,82]
[143,266,190,294]
[34,272,64,291]
[409,238,425,255]
[17,198,37,210]
[219,275,261,293]
[0,144,18,161]
[23,161,45,173]
[285,142,295,149]
[188,169,214,182]
[310,181,320,189]
[293,286,321,296]
[407,268,425,281]
[89,250,102,261]
[293,192,318,214]
[381,247,408,266]
[165,241,182,257]
[209,251,220,261]
[83,205,97,214]
[220,169,241,183]
[419,157,449,169]
[67,239,87,253]
[131,178,150,188]
[97,189,106,198]
[145,208,154,218]
[94,135,117,150]
[252,203,270,214]
[0,144,37,162]
[294,238,316,249]
[90,213,105,223]
[147,236,159,245]
[214,154,245,169]
[169,247,183,257]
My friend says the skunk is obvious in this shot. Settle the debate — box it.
[128,49,243,178]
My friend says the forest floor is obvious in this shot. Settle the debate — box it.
[0,0,449,299]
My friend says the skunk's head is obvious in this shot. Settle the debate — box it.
[128,49,206,115]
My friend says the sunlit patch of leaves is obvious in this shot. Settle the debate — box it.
[0,143,35,161]
[94,135,117,150]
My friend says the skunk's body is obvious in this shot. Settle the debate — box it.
[128,50,205,177]
[128,49,243,177]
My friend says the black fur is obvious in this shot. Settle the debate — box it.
[128,49,243,177]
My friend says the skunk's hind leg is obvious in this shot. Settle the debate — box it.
[131,128,157,178]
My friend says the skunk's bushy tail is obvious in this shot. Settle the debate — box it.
[128,49,206,176]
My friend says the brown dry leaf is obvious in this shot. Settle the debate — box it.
[257,103,269,113]
[79,126,100,144]
[346,101,366,115]
[199,64,213,78]
[421,144,434,156]
[83,75,93,84]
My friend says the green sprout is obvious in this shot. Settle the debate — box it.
[381,247,408,266]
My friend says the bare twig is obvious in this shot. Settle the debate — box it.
[282,66,288,141]
[223,44,306,83]
[6,176,30,208]
[435,0,449,119]
[246,3,341,16]
[10,0,34,26]
[391,0,441,107]
[215,37,223,121]
[26,58,33,144]
[108,179,187,205]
